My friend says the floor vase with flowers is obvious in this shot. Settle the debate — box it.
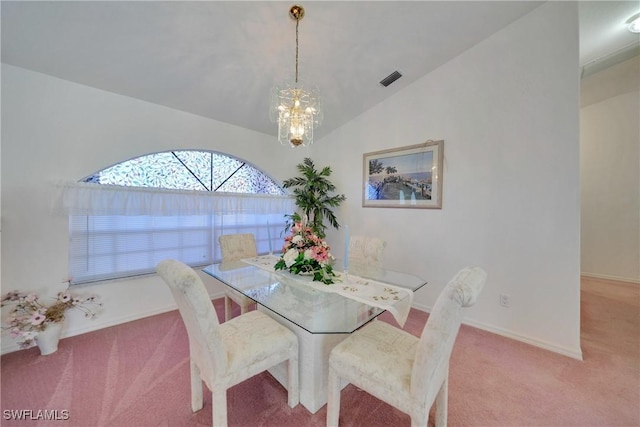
[2,288,101,355]
[35,322,63,355]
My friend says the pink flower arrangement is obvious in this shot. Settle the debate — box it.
[1,288,102,349]
[274,221,336,284]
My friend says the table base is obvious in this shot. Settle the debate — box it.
[259,306,349,413]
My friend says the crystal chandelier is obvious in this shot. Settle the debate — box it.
[270,5,322,148]
[627,13,640,33]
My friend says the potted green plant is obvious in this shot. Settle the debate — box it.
[283,157,346,239]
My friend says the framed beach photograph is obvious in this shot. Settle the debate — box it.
[363,140,444,209]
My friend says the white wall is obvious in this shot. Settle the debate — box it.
[2,2,583,358]
[0,64,308,354]
[580,58,640,283]
[316,2,582,358]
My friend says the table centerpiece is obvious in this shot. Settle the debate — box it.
[274,219,336,284]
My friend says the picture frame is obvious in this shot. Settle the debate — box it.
[362,140,444,209]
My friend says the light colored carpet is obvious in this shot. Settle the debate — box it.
[1,278,638,426]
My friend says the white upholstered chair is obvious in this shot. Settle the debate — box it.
[156,259,299,427]
[218,233,257,321]
[348,235,386,267]
[326,266,487,427]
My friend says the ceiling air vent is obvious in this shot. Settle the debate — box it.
[380,70,402,87]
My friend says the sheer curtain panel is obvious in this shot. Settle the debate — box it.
[58,183,295,284]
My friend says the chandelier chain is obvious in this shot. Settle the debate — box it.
[295,17,299,84]
[270,4,321,147]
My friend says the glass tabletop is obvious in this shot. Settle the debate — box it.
[202,256,427,334]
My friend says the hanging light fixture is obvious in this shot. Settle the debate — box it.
[270,4,322,148]
[627,12,640,33]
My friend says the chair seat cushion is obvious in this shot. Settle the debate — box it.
[330,320,418,399]
[220,310,297,374]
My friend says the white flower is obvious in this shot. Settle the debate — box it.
[291,235,303,244]
[283,249,299,268]
[303,249,314,260]
[29,312,45,325]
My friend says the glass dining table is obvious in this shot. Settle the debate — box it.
[203,255,427,413]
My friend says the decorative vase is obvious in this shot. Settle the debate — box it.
[35,322,63,355]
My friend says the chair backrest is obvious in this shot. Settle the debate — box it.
[156,259,227,385]
[410,266,487,408]
[348,235,386,267]
[219,233,258,262]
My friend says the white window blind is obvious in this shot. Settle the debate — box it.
[60,181,294,285]
[69,212,287,284]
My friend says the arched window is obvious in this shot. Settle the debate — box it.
[67,151,293,285]
[83,150,286,195]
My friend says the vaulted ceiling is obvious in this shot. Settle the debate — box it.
[2,1,638,141]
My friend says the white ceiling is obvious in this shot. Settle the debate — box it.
[2,1,639,141]
[579,1,640,76]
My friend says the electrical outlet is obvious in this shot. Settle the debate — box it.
[499,294,510,308]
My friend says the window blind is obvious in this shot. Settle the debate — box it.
[69,212,287,284]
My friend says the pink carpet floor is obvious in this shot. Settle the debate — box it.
[1,277,638,426]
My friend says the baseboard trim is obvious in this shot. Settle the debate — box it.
[4,291,583,360]
[412,302,584,361]
[1,290,226,355]
[581,272,640,285]
[1,304,176,355]
[463,319,583,360]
